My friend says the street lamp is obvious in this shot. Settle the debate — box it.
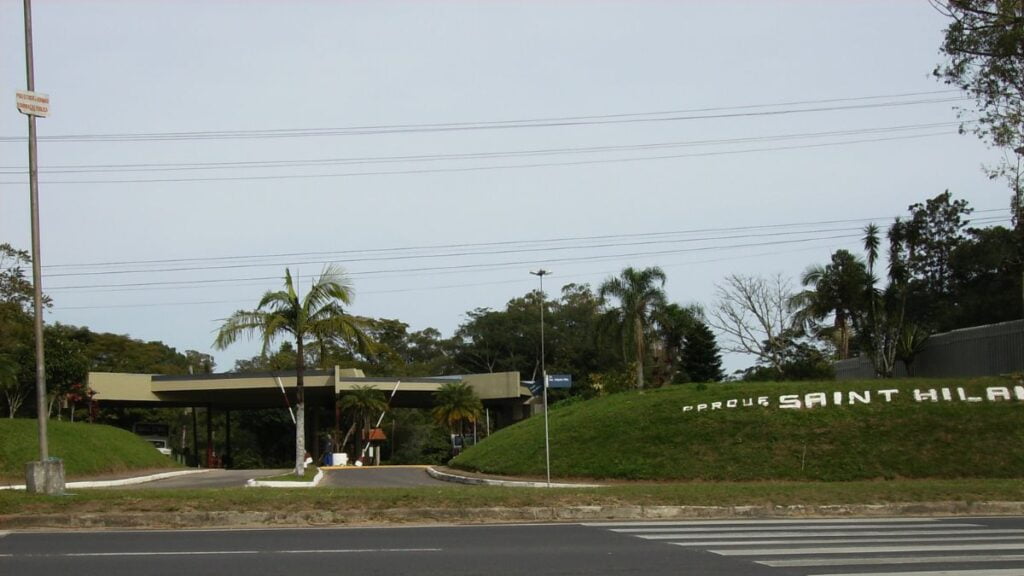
[530,269,551,488]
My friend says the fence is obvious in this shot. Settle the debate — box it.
[834,319,1024,380]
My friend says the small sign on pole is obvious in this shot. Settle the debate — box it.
[16,90,49,117]
[548,374,573,389]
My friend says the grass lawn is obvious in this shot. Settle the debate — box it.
[454,377,1024,481]
[1,478,1022,517]
[0,419,177,481]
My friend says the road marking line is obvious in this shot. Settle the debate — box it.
[612,524,983,533]
[37,548,443,559]
[68,551,258,557]
[665,535,1024,546]
[587,518,943,527]
[0,531,8,538]
[277,548,442,554]
[635,529,1024,539]
[710,543,1024,556]
[802,565,1024,569]
[760,554,1024,568]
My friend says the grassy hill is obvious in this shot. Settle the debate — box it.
[0,419,177,481]
[452,377,1024,481]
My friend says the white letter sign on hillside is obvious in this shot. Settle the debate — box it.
[681,385,1024,414]
[16,90,49,117]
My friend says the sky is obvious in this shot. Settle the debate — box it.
[0,1,1013,375]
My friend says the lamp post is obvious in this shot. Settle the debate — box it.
[530,269,551,487]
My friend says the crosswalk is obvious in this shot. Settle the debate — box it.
[586,518,1024,575]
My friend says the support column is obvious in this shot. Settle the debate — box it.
[191,407,198,468]
[224,410,232,469]
[205,405,213,468]
[312,408,321,464]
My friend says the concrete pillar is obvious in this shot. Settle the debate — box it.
[25,460,64,495]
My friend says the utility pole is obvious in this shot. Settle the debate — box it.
[530,269,551,488]
[20,0,62,494]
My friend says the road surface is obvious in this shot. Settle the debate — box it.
[320,466,449,487]
[3,516,1024,575]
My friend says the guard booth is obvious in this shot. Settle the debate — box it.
[88,368,534,466]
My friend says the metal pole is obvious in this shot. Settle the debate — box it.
[531,269,551,487]
[23,0,48,463]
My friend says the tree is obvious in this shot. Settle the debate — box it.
[709,273,797,375]
[947,224,1023,325]
[0,243,50,314]
[431,381,482,437]
[935,0,1024,311]
[679,320,725,383]
[934,1,1024,156]
[214,265,372,476]
[0,244,44,418]
[337,385,388,462]
[740,329,835,381]
[598,266,668,389]
[652,302,701,385]
[790,249,871,359]
[36,324,90,419]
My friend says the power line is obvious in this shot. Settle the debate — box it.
[36,233,897,291]
[0,131,961,186]
[43,215,1013,309]
[0,90,965,144]
[0,122,963,174]
[35,209,1010,272]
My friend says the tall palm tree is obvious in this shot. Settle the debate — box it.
[598,266,667,389]
[214,265,371,476]
[790,249,869,359]
[431,381,482,437]
[337,384,388,462]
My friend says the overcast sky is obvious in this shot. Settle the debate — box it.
[0,1,1012,374]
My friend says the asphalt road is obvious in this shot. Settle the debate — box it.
[118,466,450,489]
[3,517,1024,576]
[124,469,287,489]
[321,466,450,487]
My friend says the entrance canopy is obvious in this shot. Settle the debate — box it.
[88,367,532,411]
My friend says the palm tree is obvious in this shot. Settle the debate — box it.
[214,265,371,476]
[337,384,388,462]
[431,381,482,438]
[598,266,667,389]
[790,249,869,359]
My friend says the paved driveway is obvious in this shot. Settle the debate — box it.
[124,469,287,489]
[321,466,450,487]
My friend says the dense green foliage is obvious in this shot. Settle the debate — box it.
[0,419,176,480]
[452,377,1024,481]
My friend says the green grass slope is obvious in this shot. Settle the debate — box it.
[0,419,177,481]
[453,377,1024,481]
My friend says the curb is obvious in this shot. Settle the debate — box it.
[4,501,1024,531]
[426,466,603,488]
[0,469,209,491]
[246,467,324,488]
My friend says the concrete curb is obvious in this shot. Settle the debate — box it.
[4,501,1024,531]
[0,469,209,491]
[426,466,603,488]
[246,467,324,488]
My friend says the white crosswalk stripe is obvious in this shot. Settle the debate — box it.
[587,518,1024,576]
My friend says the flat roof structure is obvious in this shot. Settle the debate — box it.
[88,367,532,411]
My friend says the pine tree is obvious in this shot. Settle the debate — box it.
[681,321,724,383]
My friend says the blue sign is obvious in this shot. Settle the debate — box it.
[547,374,572,389]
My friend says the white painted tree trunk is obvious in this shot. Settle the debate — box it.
[295,400,305,477]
